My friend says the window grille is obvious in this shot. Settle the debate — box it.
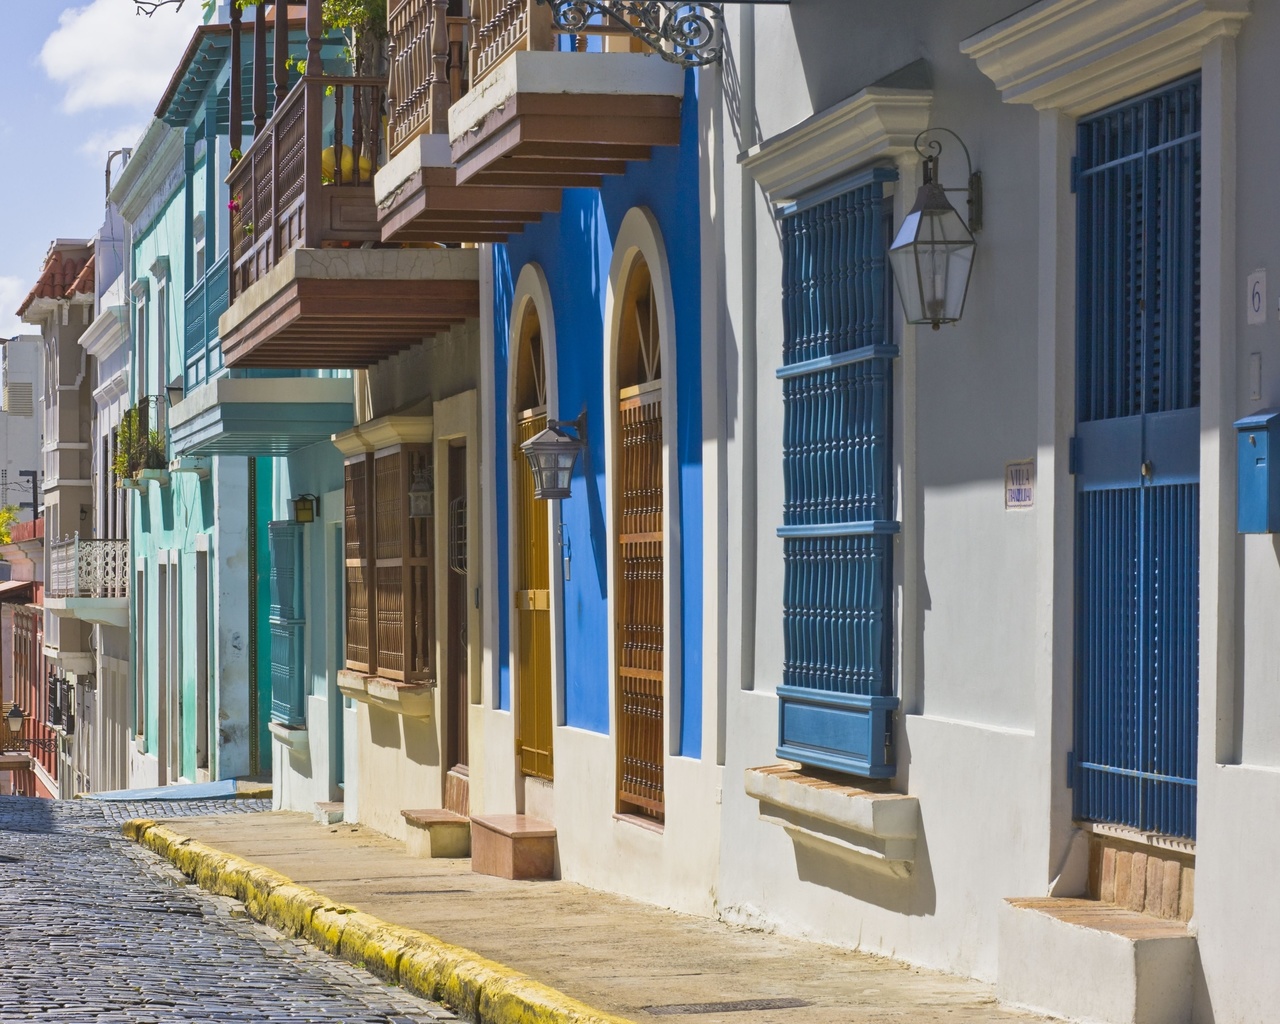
[775,167,899,779]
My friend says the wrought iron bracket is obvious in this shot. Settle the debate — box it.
[133,0,190,14]
[535,1,727,68]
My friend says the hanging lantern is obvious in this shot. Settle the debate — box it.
[5,704,23,734]
[520,414,587,501]
[889,128,982,331]
[291,494,317,524]
[408,463,434,519]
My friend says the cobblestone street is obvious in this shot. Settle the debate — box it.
[0,796,454,1023]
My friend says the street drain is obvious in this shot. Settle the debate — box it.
[0,855,21,864]
[643,998,812,1016]
[373,889,471,896]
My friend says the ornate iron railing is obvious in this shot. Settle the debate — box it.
[49,536,130,600]
[537,1,725,66]
[389,0,471,156]
[184,251,231,392]
[471,0,724,83]
[227,75,387,302]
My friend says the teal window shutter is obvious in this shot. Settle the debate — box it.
[775,167,900,778]
[268,521,306,727]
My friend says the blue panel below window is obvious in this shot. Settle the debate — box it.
[776,686,898,778]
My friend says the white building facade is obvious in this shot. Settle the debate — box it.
[711,2,1274,1023]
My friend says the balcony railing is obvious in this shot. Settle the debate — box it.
[388,0,470,157]
[184,251,231,392]
[49,536,129,600]
[228,75,387,303]
[473,0,555,82]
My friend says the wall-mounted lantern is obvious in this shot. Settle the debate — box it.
[291,494,318,525]
[889,128,982,331]
[5,703,23,735]
[408,464,434,519]
[521,412,588,501]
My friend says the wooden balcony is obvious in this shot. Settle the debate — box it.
[218,22,480,368]
[377,0,685,242]
[377,0,562,244]
[447,1,686,187]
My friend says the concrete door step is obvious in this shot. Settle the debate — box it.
[402,808,471,859]
[998,897,1196,1024]
[314,801,344,825]
[470,814,556,880]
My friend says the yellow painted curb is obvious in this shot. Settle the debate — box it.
[234,783,274,799]
[123,819,635,1024]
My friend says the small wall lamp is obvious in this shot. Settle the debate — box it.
[521,411,588,501]
[889,128,982,331]
[408,463,434,519]
[291,494,318,524]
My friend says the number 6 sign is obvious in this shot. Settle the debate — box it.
[1248,269,1267,326]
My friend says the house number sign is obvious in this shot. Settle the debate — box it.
[1005,460,1034,510]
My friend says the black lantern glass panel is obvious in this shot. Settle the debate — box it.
[521,423,585,501]
[889,182,975,329]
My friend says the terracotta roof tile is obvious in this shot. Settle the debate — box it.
[67,255,95,298]
[17,250,92,318]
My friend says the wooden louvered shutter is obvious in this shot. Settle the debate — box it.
[344,454,373,673]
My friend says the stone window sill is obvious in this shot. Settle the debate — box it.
[744,762,919,877]
[268,721,309,753]
[337,669,434,718]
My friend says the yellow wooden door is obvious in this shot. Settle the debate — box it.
[515,413,554,779]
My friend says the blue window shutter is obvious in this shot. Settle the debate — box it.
[268,521,306,728]
[775,167,899,778]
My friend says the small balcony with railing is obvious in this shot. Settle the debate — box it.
[451,4,689,183]
[44,535,129,629]
[378,1,695,243]
[217,0,480,373]
[173,246,354,457]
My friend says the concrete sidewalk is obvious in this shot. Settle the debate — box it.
[130,811,1051,1024]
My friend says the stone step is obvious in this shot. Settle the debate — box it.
[998,897,1196,1024]
[314,801,344,826]
[469,814,556,880]
[401,808,471,859]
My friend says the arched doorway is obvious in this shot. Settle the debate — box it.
[614,256,665,821]
[513,303,554,780]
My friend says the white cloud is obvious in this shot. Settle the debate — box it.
[40,0,203,114]
[79,122,147,161]
[0,277,30,339]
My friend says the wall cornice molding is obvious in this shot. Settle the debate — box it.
[741,87,932,205]
[962,0,1249,115]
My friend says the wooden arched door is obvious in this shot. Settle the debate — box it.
[513,305,554,780]
[614,258,665,820]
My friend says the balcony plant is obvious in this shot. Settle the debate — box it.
[113,407,167,484]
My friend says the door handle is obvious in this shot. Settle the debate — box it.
[1140,460,1153,479]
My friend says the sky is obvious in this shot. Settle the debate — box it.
[0,0,204,338]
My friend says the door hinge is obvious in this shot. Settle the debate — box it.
[1070,156,1081,194]
[1066,750,1076,788]
[1068,436,1081,475]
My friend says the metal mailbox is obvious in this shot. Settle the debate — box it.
[1236,410,1280,533]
